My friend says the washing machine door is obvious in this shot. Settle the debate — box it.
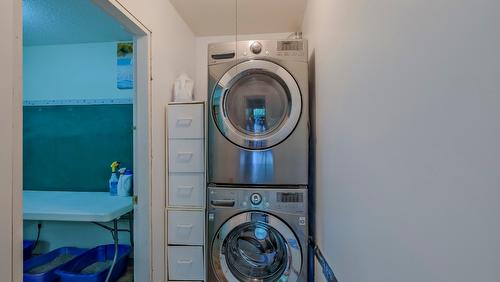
[212,60,302,150]
[212,211,302,282]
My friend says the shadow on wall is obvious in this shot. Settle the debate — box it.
[308,49,317,281]
[308,49,317,236]
[308,49,338,282]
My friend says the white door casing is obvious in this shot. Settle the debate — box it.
[1,0,23,281]
[92,1,153,281]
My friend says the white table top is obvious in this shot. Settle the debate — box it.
[23,191,133,222]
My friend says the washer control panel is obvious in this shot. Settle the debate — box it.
[208,187,307,213]
[242,40,306,59]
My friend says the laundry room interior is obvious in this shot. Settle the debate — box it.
[2,0,499,281]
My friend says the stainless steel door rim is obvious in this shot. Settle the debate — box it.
[211,211,302,282]
[212,60,302,150]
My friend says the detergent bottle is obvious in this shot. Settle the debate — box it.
[117,169,133,197]
[109,161,120,196]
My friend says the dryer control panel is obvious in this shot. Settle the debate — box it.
[208,39,308,65]
[208,187,307,214]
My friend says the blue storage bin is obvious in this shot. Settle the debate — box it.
[23,240,36,261]
[24,247,88,282]
[55,244,131,282]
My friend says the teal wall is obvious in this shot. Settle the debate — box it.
[24,42,133,101]
[23,104,133,191]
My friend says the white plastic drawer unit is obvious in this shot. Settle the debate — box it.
[168,246,204,281]
[169,173,204,207]
[168,104,203,139]
[168,139,204,172]
[168,210,204,245]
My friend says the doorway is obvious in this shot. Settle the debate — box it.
[18,0,151,281]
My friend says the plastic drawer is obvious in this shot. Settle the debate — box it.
[168,173,204,207]
[167,104,203,139]
[167,246,204,281]
[167,210,204,245]
[168,139,204,173]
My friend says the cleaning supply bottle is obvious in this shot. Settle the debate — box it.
[109,161,120,196]
[118,169,133,197]
[117,168,127,197]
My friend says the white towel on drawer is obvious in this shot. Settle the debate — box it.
[173,73,194,102]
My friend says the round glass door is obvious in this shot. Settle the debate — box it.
[212,60,302,150]
[224,222,287,280]
[212,212,302,282]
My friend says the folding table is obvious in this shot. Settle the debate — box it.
[23,191,134,282]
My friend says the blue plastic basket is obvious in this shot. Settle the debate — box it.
[24,247,88,282]
[23,240,36,261]
[55,244,131,282]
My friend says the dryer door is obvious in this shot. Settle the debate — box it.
[211,211,302,282]
[212,60,302,150]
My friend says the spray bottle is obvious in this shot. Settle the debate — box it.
[109,161,120,196]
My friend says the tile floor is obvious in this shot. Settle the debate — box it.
[117,260,133,282]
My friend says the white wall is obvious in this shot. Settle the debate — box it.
[111,1,196,281]
[194,32,292,101]
[302,1,500,281]
[24,42,133,101]
[0,0,18,280]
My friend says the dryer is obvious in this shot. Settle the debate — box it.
[208,186,308,282]
[208,40,309,186]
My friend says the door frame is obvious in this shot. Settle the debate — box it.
[11,1,153,281]
[93,1,153,281]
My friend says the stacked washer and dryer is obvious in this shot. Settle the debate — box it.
[207,39,309,282]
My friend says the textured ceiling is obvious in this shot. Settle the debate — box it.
[23,0,132,46]
[169,0,307,36]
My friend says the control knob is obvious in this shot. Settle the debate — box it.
[250,41,262,54]
[250,193,262,205]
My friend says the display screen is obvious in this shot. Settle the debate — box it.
[277,41,303,51]
[278,193,304,203]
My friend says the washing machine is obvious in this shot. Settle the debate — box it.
[208,186,308,282]
[208,39,309,186]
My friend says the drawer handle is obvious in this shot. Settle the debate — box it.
[176,118,193,127]
[176,224,193,229]
[176,152,193,161]
[177,259,193,264]
[177,185,194,195]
